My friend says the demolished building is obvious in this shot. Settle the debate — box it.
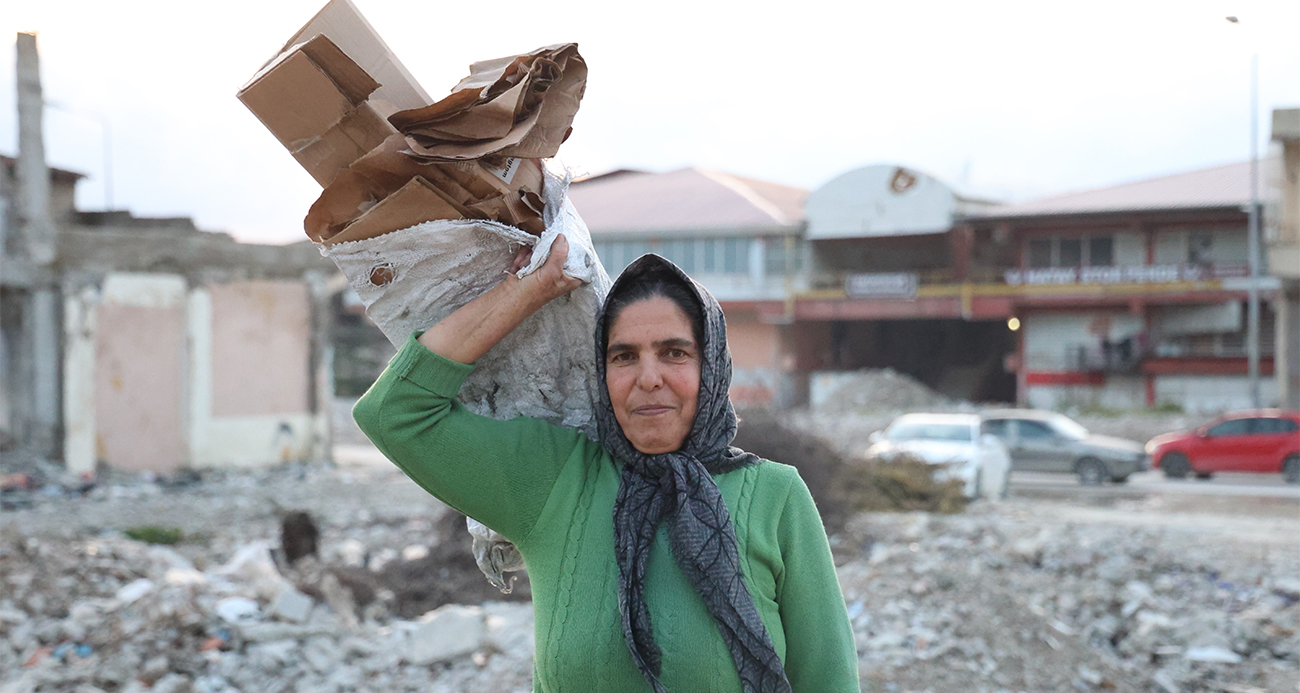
[0,32,339,475]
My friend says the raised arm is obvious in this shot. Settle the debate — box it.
[419,234,583,364]
[353,235,588,543]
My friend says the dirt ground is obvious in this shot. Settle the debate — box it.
[0,401,1297,692]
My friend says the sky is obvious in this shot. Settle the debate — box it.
[2,0,1298,245]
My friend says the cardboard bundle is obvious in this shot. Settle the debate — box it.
[237,0,585,245]
[389,43,586,162]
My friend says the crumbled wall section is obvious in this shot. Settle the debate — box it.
[61,272,325,472]
[209,281,311,418]
[91,273,189,473]
[189,282,318,468]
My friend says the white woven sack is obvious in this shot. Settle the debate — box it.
[322,172,611,590]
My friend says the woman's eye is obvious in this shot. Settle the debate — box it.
[609,352,633,363]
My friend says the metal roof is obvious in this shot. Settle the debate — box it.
[568,167,807,237]
[970,160,1260,220]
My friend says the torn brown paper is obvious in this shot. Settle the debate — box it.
[388,43,586,162]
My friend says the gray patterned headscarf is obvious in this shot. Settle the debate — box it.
[594,254,791,693]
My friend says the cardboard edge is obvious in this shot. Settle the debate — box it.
[322,176,467,246]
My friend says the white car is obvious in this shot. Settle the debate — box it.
[866,413,1011,500]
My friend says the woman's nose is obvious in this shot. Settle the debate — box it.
[634,360,664,390]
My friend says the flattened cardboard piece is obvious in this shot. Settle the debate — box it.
[305,134,544,241]
[305,170,380,242]
[323,177,464,246]
[389,44,586,162]
[477,157,544,199]
[281,0,430,111]
[292,103,396,187]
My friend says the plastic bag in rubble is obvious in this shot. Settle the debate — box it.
[322,171,611,591]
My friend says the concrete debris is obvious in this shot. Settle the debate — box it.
[0,455,1294,693]
[114,578,154,605]
[1184,645,1244,664]
[404,605,487,666]
[214,597,259,623]
[216,542,292,602]
[833,508,1298,693]
[269,586,314,623]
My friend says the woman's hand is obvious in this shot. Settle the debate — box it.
[512,234,584,308]
[418,233,586,365]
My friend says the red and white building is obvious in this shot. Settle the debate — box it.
[570,135,1298,414]
[964,161,1278,413]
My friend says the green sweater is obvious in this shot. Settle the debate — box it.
[354,335,860,692]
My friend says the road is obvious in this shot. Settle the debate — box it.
[1009,469,1300,499]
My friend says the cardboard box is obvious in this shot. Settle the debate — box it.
[290,103,396,187]
[279,0,430,112]
[305,133,547,241]
[323,177,467,246]
[240,1,574,240]
[239,34,398,186]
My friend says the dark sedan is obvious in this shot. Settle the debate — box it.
[981,409,1149,485]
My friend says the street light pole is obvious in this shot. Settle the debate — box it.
[1228,16,1262,408]
[1247,53,1262,408]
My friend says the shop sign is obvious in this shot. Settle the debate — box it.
[1003,264,1245,286]
[845,272,918,298]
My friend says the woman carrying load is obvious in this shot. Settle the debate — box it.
[354,236,859,692]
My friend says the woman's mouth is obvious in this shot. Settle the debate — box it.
[633,405,674,416]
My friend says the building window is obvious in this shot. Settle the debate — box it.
[677,240,696,273]
[723,238,747,274]
[1028,239,1052,268]
[1188,231,1213,265]
[765,238,789,274]
[1026,235,1115,269]
[658,239,677,266]
[1059,238,1083,267]
[698,239,715,272]
[1089,237,1114,267]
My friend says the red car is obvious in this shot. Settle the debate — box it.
[1147,410,1300,484]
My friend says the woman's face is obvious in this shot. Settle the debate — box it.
[605,296,701,455]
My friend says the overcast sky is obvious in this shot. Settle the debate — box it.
[2,0,1298,244]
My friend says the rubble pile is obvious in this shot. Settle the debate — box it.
[0,528,536,693]
[2,461,1296,692]
[815,369,955,414]
[836,509,1300,692]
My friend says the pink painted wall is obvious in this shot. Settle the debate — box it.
[210,282,311,417]
[728,319,779,369]
[94,304,187,472]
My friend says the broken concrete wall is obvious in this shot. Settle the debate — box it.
[190,281,318,468]
[61,271,328,473]
[94,274,188,473]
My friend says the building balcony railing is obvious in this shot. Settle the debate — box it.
[805,263,1253,297]
[1068,341,1146,374]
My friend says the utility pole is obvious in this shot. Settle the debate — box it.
[1247,54,1262,408]
[16,32,62,460]
[1227,15,1263,409]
